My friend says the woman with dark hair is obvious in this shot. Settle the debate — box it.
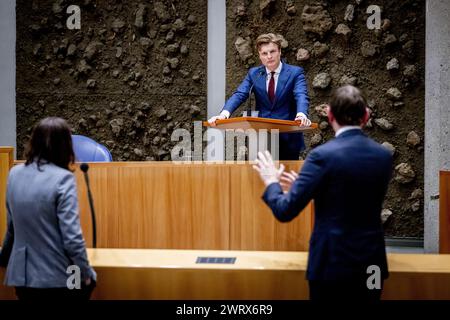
[0,117,96,300]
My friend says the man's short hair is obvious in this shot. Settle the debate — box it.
[255,33,282,51]
[329,85,367,126]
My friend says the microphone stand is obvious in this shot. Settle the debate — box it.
[80,163,97,248]
[246,70,265,117]
[246,85,254,117]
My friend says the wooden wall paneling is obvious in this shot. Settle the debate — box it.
[273,161,313,252]
[187,165,230,250]
[382,272,450,300]
[229,161,312,251]
[139,165,170,249]
[77,163,232,250]
[142,165,230,249]
[145,166,173,249]
[102,167,120,248]
[229,163,275,250]
[117,167,147,248]
[91,268,307,300]
[77,165,120,248]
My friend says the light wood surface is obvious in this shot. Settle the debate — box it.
[74,161,312,250]
[440,171,450,253]
[0,147,13,238]
[3,249,450,300]
[203,117,319,133]
[85,249,450,300]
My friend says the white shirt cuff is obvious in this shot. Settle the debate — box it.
[220,110,230,119]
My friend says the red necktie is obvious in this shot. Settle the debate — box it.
[268,71,275,103]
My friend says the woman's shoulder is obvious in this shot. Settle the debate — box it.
[8,163,26,177]
[10,162,73,179]
[43,163,75,184]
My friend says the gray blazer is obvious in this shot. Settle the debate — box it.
[0,162,96,288]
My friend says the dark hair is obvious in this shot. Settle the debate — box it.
[329,85,367,126]
[24,117,75,171]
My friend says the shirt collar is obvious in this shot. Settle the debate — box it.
[265,61,282,75]
[335,126,362,137]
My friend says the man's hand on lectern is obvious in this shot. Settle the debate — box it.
[208,110,231,126]
[253,151,285,187]
[207,114,226,126]
[295,112,312,127]
[280,170,299,193]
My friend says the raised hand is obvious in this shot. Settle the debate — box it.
[253,151,285,187]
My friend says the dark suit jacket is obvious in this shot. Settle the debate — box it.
[222,63,310,159]
[263,129,392,281]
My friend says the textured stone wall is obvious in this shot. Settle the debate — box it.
[226,0,425,237]
[16,0,207,161]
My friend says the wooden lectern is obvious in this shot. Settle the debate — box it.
[203,116,318,133]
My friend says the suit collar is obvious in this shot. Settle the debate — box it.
[254,64,292,107]
[273,63,291,106]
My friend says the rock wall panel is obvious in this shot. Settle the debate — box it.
[226,0,425,237]
[16,0,207,161]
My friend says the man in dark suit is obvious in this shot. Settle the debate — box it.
[208,33,311,160]
[253,85,393,301]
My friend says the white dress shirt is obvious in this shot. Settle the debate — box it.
[335,126,362,137]
[265,62,283,93]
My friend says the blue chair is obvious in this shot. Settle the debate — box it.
[72,135,113,162]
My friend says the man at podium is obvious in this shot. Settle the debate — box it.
[208,33,311,160]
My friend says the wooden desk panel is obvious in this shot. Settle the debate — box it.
[229,161,313,251]
[88,249,450,300]
[1,155,312,251]
[2,249,450,300]
[76,163,231,250]
[74,161,312,251]
[440,171,450,253]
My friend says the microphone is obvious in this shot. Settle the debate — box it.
[246,70,265,117]
[80,163,97,248]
